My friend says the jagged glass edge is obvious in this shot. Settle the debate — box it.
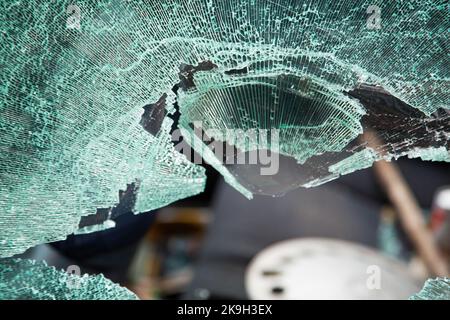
[0,258,139,300]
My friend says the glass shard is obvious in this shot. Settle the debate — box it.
[0,258,138,300]
[410,278,450,300]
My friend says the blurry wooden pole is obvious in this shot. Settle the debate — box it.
[367,133,448,277]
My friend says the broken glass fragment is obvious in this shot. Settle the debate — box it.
[0,0,448,257]
[0,0,206,257]
[0,258,138,300]
[406,146,450,163]
[409,278,450,300]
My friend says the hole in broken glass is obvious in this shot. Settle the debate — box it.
[140,60,449,198]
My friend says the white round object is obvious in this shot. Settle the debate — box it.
[245,238,421,300]
[435,187,450,210]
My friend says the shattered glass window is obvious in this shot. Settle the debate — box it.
[0,0,448,294]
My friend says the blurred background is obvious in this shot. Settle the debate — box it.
[16,157,450,300]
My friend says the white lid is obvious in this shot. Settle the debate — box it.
[435,187,450,210]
